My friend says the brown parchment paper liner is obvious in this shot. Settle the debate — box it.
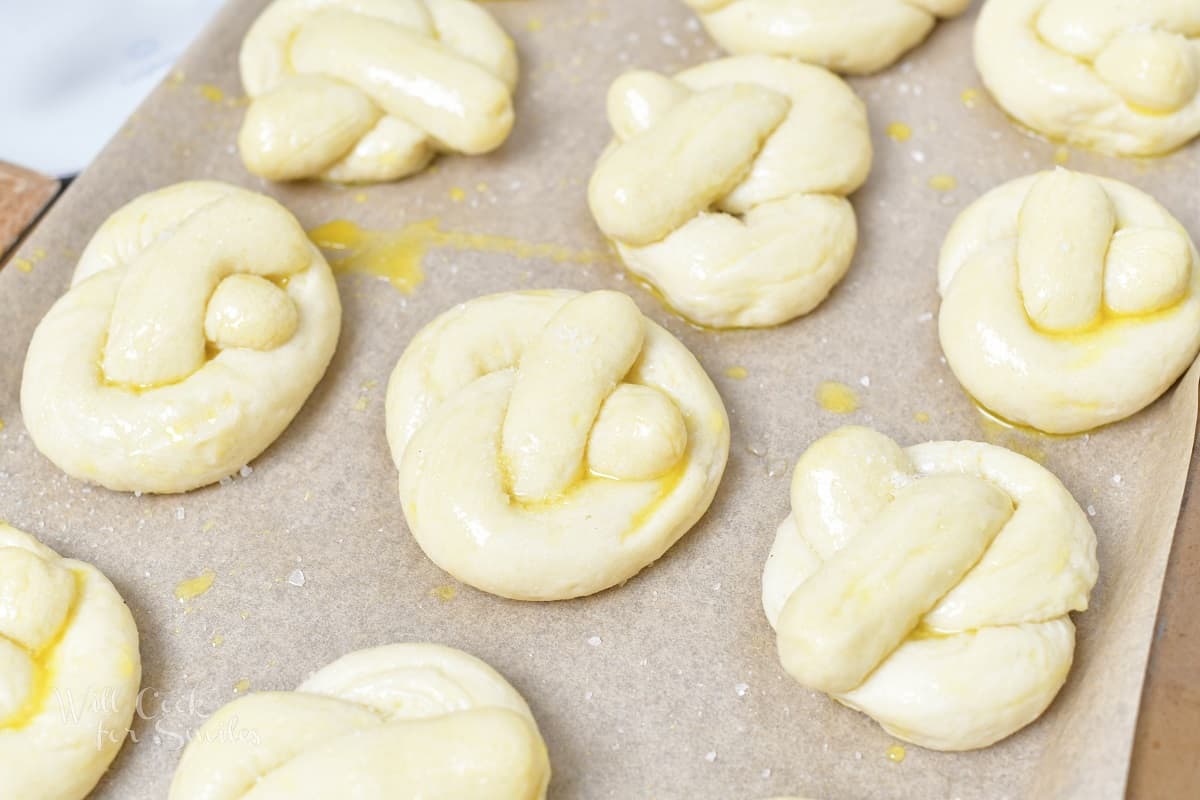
[2,1,1198,797]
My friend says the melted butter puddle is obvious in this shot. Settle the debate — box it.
[308,219,608,294]
[885,744,907,763]
[816,381,859,414]
[174,569,216,602]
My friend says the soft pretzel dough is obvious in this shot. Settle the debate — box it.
[938,169,1200,434]
[763,427,1098,751]
[386,290,730,600]
[976,0,1200,156]
[588,56,871,328]
[683,0,971,75]
[169,643,549,800]
[0,523,141,800]
[238,0,518,183]
[21,181,341,493]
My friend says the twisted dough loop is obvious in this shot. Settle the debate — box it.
[169,644,549,800]
[589,56,870,328]
[976,0,1200,155]
[239,0,517,182]
[938,169,1200,433]
[763,427,1098,750]
[683,0,971,74]
[0,524,140,800]
[21,181,341,493]
[386,290,729,600]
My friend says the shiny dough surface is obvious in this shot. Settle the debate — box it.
[589,55,871,328]
[0,523,141,800]
[21,181,341,493]
[386,290,730,600]
[168,643,550,800]
[763,426,1098,751]
[975,0,1200,156]
[682,0,971,74]
[238,0,518,182]
[938,169,1200,434]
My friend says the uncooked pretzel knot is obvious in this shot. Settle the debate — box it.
[938,169,1200,434]
[588,56,871,328]
[169,643,550,800]
[682,0,971,74]
[386,290,730,600]
[238,0,518,183]
[763,427,1098,750]
[0,523,141,800]
[976,0,1200,155]
[21,181,341,494]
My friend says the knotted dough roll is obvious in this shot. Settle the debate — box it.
[938,169,1200,434]
[764,426,1098,751]
[0,523,141,800]
[168,643,550,800]
[589,56,871,328]
[238,0,518,182]
[386,290,730,600]
[682,0,971,75]
[976,0,1200,156]
[21,181,341,493]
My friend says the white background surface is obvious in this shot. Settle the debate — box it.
[0,0,225,176]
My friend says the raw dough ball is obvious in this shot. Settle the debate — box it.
[21,181,341,493]
[589,56,871,328]
[168,643,550,799]
[239,0,518,183]
[763,426,1098,750]
[975,0,1200,156]
[386,290,730,600]
[938,169,1200,433]
[682,0,971,75]
[0,523,141,800]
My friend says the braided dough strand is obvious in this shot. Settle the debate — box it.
[589,56,871,328]
[0,524,141,800]
[239,0,517,182]
[168,644,549,800]
[763,427,1097,750]
[938,169,1200,433]
[386,290,729,600]
[21,181,341,493]
[976,0,1200,155]
[682,0,971,74]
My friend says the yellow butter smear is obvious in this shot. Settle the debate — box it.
[175,569,216,602]
[308,219,608,294]
[816,381,859,414]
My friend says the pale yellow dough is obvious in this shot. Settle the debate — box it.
[976,0,1200,156]
[168,643,549,799]
[238,0,518,183]
[763,426,1098,751]
[386,290,730,600]
[683,0,970,74]
[938,169,1200,434]
[0,523,141,800]
[21,181,341,493]
[588,56,871,328]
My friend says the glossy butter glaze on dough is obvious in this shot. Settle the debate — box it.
[763,427,1098,751]
[589,56,871,328]
[683,0,971,74]
[0,523,141,800]
[386,290,730,600]
[938,169,1200,434]
[168,643,550,800]
[21,181,341,493]
[238,0,518,183]
[976,0,1200,156]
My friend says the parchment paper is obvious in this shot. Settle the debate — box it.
[2,1,1199,798]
